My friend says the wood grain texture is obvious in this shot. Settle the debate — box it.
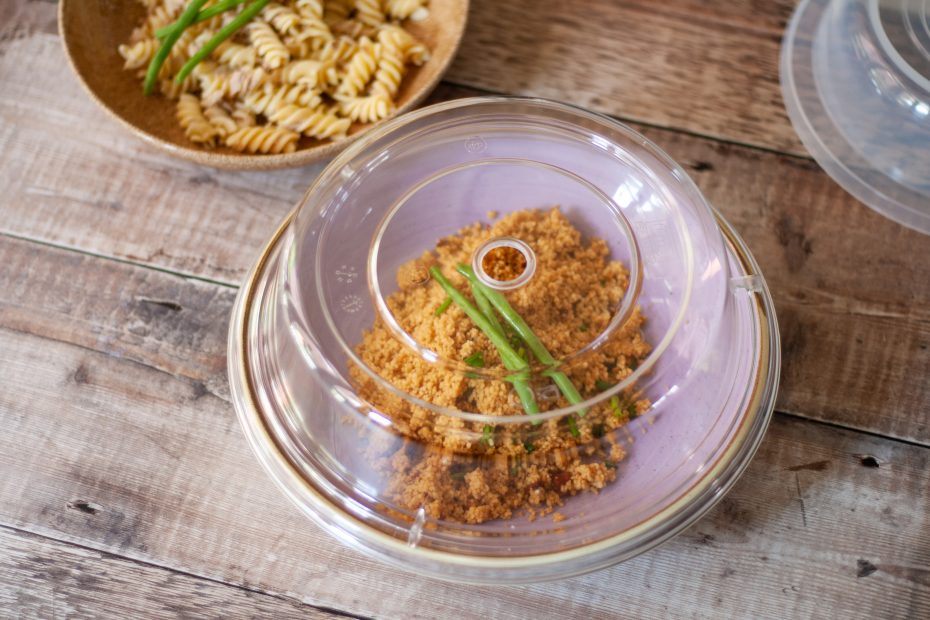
[3,30,929,444]
[446,0,802,153]
[0,526,346,619]
[1,238,928,619]
[2,2,930,617]
[0,235,233,401]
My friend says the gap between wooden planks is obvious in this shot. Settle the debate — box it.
[0,525,354,619]
[0,235,928,619]
[2,30,929,444]
[447,0,803,154]
[0,2,927,618]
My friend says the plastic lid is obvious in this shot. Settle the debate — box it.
[230,98,780,581]
[287,99,731,424]
[781,0,930,234]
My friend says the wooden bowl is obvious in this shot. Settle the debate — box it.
[59,0,468,170]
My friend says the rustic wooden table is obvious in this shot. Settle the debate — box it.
[2,1,929,618]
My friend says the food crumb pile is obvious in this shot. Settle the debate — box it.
[352,208,651,524]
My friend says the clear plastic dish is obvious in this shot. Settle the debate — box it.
[228,97,780,583]
[781,0,930,234]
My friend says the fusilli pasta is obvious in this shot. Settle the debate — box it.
[249,20,290,69]
[205,104,239,138]
[263,2,303,35]
[335,37,379,96]
[268,104,353,138]
[177,94,218,145]
[354,0,385,27]
[226,125,300,153]
[122,0,431,154]
[338,92,394,123]
[119,39,159,70]
[386,0,425,20]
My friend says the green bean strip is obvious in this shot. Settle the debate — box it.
[510,375,540,416]
[457,265,555,364]
[155,0,248,39]
[143,0,211,96]
[457,264,587,415]
[429,268,525,370]
[470,282,539,415]
[175,0,271,84]
[430,267,540,417]
[469,281,506,342]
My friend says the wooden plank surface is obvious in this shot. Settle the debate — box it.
[2,29,928,444]
[447,0,802,153]
[2,1,930,618]
[0,527,345,619]
[1,237,928,619]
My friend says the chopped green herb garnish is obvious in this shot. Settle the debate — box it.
[464,351,485,368]
[579,322,589,332]
[595,379,614,392]
[592,424,605,439]
[566,415,580,438]
[450,462,470,481]
[480,424,495,447]
[523,440,536,454]
[605,460,617,469]
[610,395,623,418]
[627,402,638,419]
[434,296,452,316]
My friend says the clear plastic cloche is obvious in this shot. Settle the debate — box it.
[781,0,930,234]
[228,97,780,583]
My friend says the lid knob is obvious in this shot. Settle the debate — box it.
[472,236,536,291]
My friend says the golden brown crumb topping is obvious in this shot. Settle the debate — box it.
[352,208,651,524]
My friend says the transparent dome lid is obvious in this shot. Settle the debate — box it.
[229,97,779,582]
[781,0,930,234]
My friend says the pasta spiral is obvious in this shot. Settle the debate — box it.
[262,2,303,35]
[118,39,159,70]
[177,94,218,145]
[318,36,359,64]
[335,37,379,96]
[268,103,352,139]
[370,44,405,97]
[248,20,290,69]
[204,105,239,138]
[296,0,324,19]
[338,92,394,123]
[232,104,257,127]
[226,125,300,153]
[214,41,258,69]
[353,0,385,27]
[243,83,322,116]
[282,59,338,88]
[377,24,429,65]
[386,0,425,20]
